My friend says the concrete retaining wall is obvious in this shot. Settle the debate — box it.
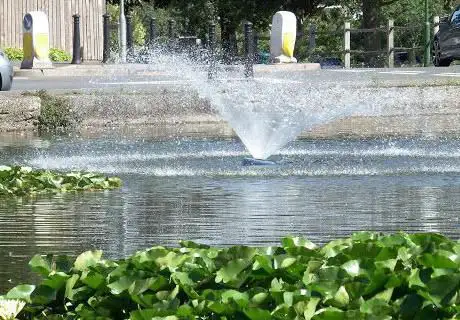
[0,95,40,132]
[1,86,460,139]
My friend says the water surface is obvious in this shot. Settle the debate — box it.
[1,136,460,291]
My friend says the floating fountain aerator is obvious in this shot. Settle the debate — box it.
[242,157,277,166]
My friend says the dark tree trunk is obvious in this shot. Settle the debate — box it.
[362,0,382,66]
[220,18,238,64]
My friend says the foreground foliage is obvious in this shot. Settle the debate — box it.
[0,166,122,196]
[2,232,460,319]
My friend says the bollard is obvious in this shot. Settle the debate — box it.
[168,19,174,39]
[208,22,217,80]
[126,15,134,58]
[244,21,254,78]
[103,14,110,63]
[71,14,81,64]
[253,32,259,64]
[149,17,157,49]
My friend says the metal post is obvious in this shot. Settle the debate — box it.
[168,19,174,39]
[253,32,259,64]
[424,0,430,66]
[244,21,254,78]
[119,0,127,63]
[149,17,157,49]
[433,16,440,37]
[344,22,351,69]
[126,15,134,58]
[387,19,394,68]
[208,22,216,80]
[71,14,81,64]
[103,14,110,63]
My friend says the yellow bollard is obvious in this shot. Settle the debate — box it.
[21,11,53,69]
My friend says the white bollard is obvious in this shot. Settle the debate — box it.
[270,11,297,63]
[21,11,53,69]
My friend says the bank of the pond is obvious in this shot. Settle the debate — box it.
[2,232,460,319]
[1,85,460,138]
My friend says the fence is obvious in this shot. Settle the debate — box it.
[308,17,441,68]
[0,0,104,61]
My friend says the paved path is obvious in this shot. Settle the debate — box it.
[9,64,460,91]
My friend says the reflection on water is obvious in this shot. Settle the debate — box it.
[1,136,460,291]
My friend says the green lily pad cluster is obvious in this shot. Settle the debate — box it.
[0,166,122,196]
[3,232,460,319]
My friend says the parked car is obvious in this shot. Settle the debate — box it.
[0,49,13,90]
[432,5,460,67]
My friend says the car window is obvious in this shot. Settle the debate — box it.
[450,9,460,25]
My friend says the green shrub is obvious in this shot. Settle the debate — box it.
[23,90,74,131]
[48,48,71,62]
[3,47,23,61]
[3,48,71,62]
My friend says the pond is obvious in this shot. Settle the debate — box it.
[1,135,460,291]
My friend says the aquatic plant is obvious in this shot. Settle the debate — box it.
[0,166,122,196]
[3,232,460,319]
[0,298,25,320]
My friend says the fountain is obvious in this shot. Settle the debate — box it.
[3,9,460,299]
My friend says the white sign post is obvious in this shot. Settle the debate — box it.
[269,11,297,63]
[21,11,53,69]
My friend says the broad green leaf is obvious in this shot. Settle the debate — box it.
[313,307,345,320]
[351,232,378,242]
[179,240,210,249]
[284,291,294,307]
[419,253,458,269]
[425,274,460,306]
[408,269,426,288]
[65,274,79,300]
[331,286,349,308]
[215,258,252,285]
[80,270,105,289]
[73,250,103,271]
[6,285,35,303]
[251,292,269,305]
[244,307,272,320]
[282,236,318,250]
[253,255,273,273]
[42,272,69,289]
[107,276,135,295]
[374,259,397,271]
[28,255,52,276]
[341,260,360,277]
[274,255,297,269]
[207,301,234,314]
[373,288,393,303]
[30,285,56,305]
[360,298,392,316]
[304,297,320,320]
[129,278,157,296]
[399,294,424,319]
[221,290,249,308]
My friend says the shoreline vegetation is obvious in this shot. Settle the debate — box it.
[0,165,122,196]
[1,232,460,319]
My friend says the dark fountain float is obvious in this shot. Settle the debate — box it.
[242,157,278,166]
